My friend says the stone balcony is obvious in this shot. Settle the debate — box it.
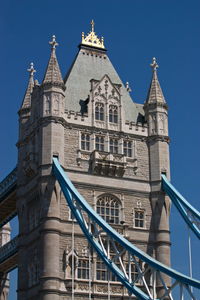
[90,150,127,177]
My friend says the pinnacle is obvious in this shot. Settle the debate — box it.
[146,58,166,104]
[42,35,64,87]
[20,62,36,109]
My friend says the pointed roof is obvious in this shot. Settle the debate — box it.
[146,57,166,104]
[42,35,64,87]
[20,63,36,109]
[64,25,143,122]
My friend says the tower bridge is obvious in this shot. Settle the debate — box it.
[0,21,199,300]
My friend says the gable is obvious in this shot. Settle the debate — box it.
[64,47,143,122]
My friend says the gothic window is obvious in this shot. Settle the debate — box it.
[126,262,140,282]
[95,102,104,121]
[96,258,107,280]
[123,140,132,157]
[134,210,145,228]
[110,138,118,154]
[96,195,121,225]
[95,136,104,151]
[109,105,118,123]
[96,256,119,281]
[77,259,89,279]
[81,133,90,151]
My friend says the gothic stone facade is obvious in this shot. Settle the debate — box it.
[15,30,171,300]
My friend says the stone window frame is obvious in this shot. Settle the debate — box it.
[109,138,119,154]
[95,102,104,121]
[81,133,90,151]
[123,140,133,158]
[77,258,90,279]
[133,208,146,229]
[96,194,121,225]
[95,135,105,151]
[109,104,118,123]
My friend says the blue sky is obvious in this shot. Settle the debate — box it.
[1,0,200,299]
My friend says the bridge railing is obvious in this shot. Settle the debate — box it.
[0,167,17,201]
[0,236,18,265]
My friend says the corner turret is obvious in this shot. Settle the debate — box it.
[145,58,171,297]
[39,35,65,165]
[144,57,170,178]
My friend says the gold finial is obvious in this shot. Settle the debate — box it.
[27,62,36,77]
[81,20,105,49]
[150,57,159,71]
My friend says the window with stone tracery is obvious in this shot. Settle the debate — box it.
[110,138,118,154]
[95,136,104,151]
[123,140,132,157]
[96,195,121,225]
[95,102,104,121]
[109,105,118,123]
[134,209,145,228]
[81,133,90,151]
[77,259,89,279]
[96,254,119,281]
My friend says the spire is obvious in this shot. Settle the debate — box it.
[42,35,64,87]
[21,63,36,109]
[146,57,166,104]
[81,20,105,49]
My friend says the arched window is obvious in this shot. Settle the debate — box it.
[109,105,118,123]
[96,195,121,225]
[95,103,104,121]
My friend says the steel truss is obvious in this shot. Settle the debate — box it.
[53,158,200,300]
[162,175,200,239]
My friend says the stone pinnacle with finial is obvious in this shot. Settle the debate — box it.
[150,57,159,71]
[27,62,36,77]
[49,35,58,50]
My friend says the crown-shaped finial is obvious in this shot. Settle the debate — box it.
[49,35,58,50]
[27,62,36,77]
[150,57,159,71]
[81,20,105,49]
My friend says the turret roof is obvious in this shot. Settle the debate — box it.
[42,35,64,87]
[20,63,36,109]
[146,57,166,104]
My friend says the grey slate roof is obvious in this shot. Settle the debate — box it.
[64,46,144,122]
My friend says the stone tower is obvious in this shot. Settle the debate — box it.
[16,22,171,300]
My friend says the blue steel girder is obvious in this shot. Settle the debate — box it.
[161,175,200,239]
[52,158,200,300]
[0,167,17,202]
[0,236,18,273]
[0,168,17,228]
